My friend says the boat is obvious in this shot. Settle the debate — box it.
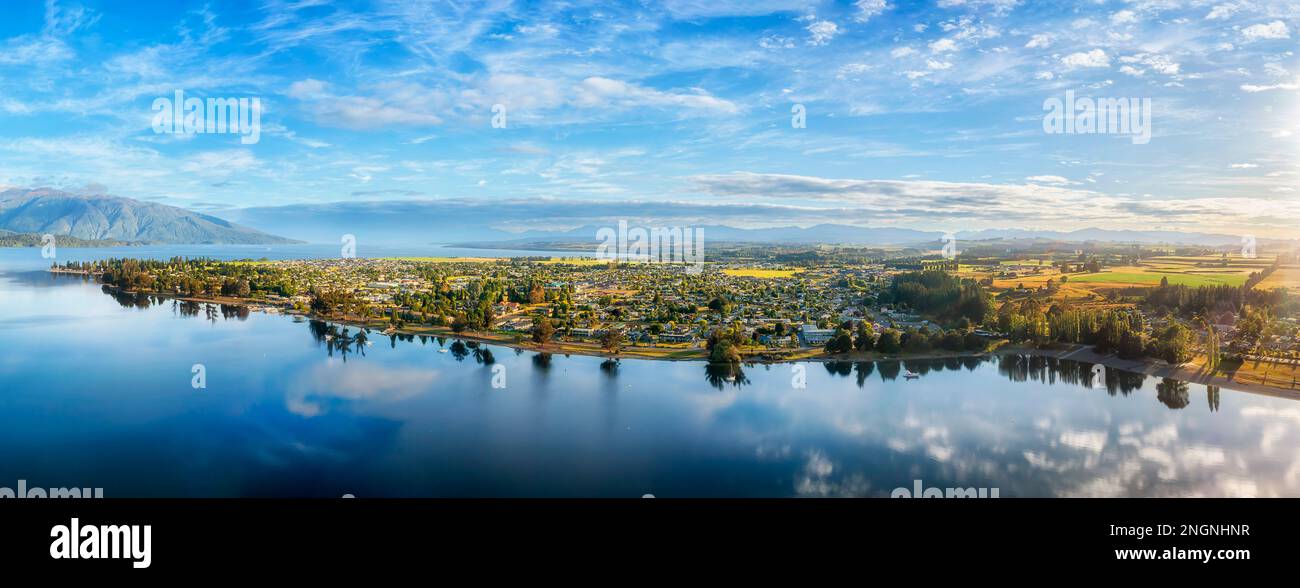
[904,371,920,379]
[438,349,448,353]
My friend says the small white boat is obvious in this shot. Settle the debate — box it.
[438,349,448,353]
[904,371,920,379]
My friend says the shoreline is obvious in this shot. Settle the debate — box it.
[80,276,1300,401]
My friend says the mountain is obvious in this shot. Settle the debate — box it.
[218,197,1294,248]
[0,188,298,244]
[459,224,1273,248]
[0,228,135,247]
[467,223,941,245]
[955,228,1266,246]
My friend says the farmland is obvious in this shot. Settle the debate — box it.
[957,253,1278,307]
[721,268,802,278]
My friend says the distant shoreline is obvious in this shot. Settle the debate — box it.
[68,271,1300,401]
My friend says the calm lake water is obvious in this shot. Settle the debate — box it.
[2,246,1299,497]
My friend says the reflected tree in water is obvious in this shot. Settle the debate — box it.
[306,320,367,361]
[532,352,553,372]
[997,355,1146,396]
[449,340,469,361]
[854,362,874,388]
[902,359,933,375]
[104,286,152,309]
[600,358,620,377]
[704,362,749,390]
[469,342,495,364]
[219,303,250,321]
[1208,385,1220,412]
[824,361,853,377]
[877,360,902,381]
[1156,378,1190,409]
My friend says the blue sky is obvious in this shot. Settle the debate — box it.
[1,0,1298,238]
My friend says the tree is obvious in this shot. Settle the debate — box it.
[709,340,742,364]
[450,313,470,333]
[1118,329,1145,359]
[876,329,902,354]
[531,316,555,345]
[528,282,546,304]
[854,322,875,352]
[1151,323,1194,364]
[824,329,853,354]
[600,329,626,354]
[706,323,746,351]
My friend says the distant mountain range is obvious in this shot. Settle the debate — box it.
[0,188,297,244]
[2,189,1289,249]
[223,198,1288,248]
[458,223,1284,248]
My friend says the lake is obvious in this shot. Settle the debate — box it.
[1,246,1298,497]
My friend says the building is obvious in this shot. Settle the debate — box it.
[800,324,836,346]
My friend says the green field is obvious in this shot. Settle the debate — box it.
[379,256,503,263]
[722,268,802,278]
[1068,271,1247,287]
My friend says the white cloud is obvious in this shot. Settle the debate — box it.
[1241,80,1299,92]
[1205,3,1239,21]
[929,38,957,53]
[0,17,78,66]
[1119,53,1180,76]
[287,79,450,129]
[572,77,738,114]
[516,23,559,38]
[806,20,840,46]
[1026,175,1070,185]
[287,79,329,100]
[936,0,1021,16]
[1061,49,1110,69]
[1242,21,1289,43]
[760,35,795,49]
[891,46,917,58]
[1024,33,1052,49]
[854,0,890,23]
[1110,10,1138,25]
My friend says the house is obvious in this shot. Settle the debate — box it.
[659,330,696,343]
[800,324,836,346]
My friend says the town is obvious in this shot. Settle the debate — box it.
[53,240,1300,392]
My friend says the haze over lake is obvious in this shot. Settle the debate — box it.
[2,247,1298,498]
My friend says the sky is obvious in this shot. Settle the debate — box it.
[0,0,1298,239]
